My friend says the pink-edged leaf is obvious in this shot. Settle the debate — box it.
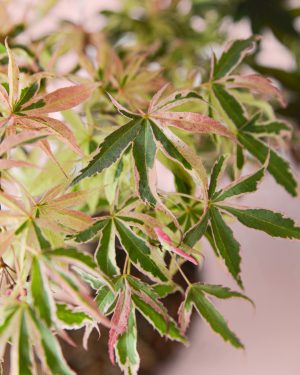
[226,74,287,107]
[178,298,193,335]
[0,230,14,257]
[48,190,91,209]
[43,208,93,232]
[48,265,111,329]
[0,159,39,169]
[0,131,48,156]
[151,112,235,140]
[109,286,131,364]
[25,83,97,114]
[0,191,29,215]
[151,89,204,113]
[148,83,169,113]
[37,139,67,177]
[39,184,67,203]
[154,227,198,265]
[17,116,82,155]
[159,126,208,203]
[5,39,19,106]
[0,116,11,127]
[0,84,9,111]
[107,93,139,118]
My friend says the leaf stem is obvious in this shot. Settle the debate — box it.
[174,257,191,287]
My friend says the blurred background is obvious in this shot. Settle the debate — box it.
[1,0,300,374]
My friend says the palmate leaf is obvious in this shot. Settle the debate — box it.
[180,284,247,348]
[220,206,300,240]
[72,92,236,206]
[211,78,298,196]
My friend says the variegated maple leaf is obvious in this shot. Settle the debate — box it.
[0,181,93,257]
[0,41,96,155]
[72,87,236,210]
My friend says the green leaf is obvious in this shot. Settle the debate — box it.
[210,206,243,287]
[213,36,258,79]
[213,167,265,202]
[243,120,291,136]
[212,83,247,128]
[0,43,5,54]
[56,304,90,328]
[32,222,51,250]
[14,82,39,112]
[151,121,192,170]
[96,285,117,315]
[183,210,210,247]
[96,220,119,277]
[132,293,184,342]
[187,285,243,348]
[116,309,140,375]
[16,311,33,375]
[28,308,74,375]
[115,219,168,282]
[72,119,142,185]
[71,218,108,243]
[221,206,300,239]
[238,131,298,196]
[152,283,179,298]
[195,283,253,304]
[208,155,228,198]
[132,120,157,206]
[127,276,185,342]
[31,257,54,327]
[236,144,244,170]
[46,247,97,271]
[21,99,45,111]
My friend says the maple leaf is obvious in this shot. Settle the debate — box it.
[0,181,93,257]
[0,41,96,155]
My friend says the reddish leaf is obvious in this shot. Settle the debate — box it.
[154,227,198,265]
[26,83,97,114]
[0,131,48,156]
[151,111,236,140]
[5,40,19,106]
[17,116,82,155]
[226,74,287,107]
[108,286,131,364]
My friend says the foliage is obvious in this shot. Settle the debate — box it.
[0,1,299,374]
